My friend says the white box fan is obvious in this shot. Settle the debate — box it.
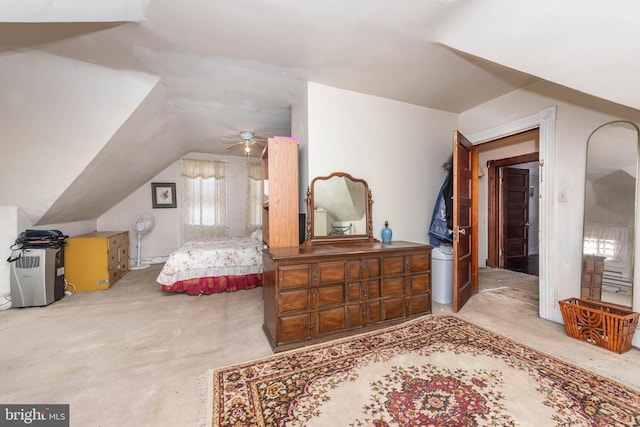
[130,213,155,270]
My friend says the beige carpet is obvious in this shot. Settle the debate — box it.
[209,315,640,426]
[479,267,539,307]
[2,266,639,426]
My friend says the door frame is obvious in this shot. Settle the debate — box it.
[487,152,539,268]
[465,106,558,322]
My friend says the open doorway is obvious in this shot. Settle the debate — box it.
[487,154,539,275]
[477,129,540,308]
[452,106,556,318]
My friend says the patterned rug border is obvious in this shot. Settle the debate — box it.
[207,314,640,426]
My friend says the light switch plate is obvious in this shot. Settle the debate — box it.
[558,190,568,202]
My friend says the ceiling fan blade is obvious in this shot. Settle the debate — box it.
[221,136,242,142]
[225,141,243,150]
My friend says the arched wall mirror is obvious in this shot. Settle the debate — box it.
[582,121,639,308]
[305,172,375,244]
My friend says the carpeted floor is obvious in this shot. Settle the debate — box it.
[479,268,539,308]
[209,315,640,426]
[2,266,638,426]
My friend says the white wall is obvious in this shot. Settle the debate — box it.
[292,82,310,214]
[458,80,640,321]
[0,50,159,224]
[0,206,19,309]
[97,153,256,264]
[303,83,458,244]
[2,0,148,22]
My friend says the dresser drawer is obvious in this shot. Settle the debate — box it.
[316,284,345,308]
[279,313,312,343]
[279,265,310,289]
[407,253,430,273]
[382,256,404,275]
[279,289,309,313]
[317,261,345,284]
[409,273,431,293]
[108,232,128,250]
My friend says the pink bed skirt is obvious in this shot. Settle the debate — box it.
[161,273,263,295]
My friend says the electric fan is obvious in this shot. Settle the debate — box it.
[130,213,155,270]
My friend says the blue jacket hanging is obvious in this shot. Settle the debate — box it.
[429,168,453,246]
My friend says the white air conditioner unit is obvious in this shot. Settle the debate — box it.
[10,247,64,307]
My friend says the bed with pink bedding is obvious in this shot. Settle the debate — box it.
[157,235,263,295]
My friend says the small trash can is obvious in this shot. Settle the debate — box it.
[432,244,453,304]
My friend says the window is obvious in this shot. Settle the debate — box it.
[583,237,616,260]
[246,162,262,234]
[583,223,629,264]
[181,159,227,242]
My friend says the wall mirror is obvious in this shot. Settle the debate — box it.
[582,121,639,308]
[306,172,375,244]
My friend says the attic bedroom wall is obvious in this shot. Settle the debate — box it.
[458,80,640,338]
[299,82,458,244]
[0,50,160,225]
[97,154,256,264]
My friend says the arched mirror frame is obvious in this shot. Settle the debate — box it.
[582,120,639,308]
[305,172,376,245]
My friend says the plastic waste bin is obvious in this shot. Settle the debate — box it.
[432,244,453,304]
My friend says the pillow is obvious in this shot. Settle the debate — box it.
[251,229,263,241]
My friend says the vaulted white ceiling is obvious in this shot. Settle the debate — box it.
[1,0,639,225]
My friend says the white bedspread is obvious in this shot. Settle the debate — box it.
[157,236,263,286]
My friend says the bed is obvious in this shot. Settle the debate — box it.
[157,231,263,295]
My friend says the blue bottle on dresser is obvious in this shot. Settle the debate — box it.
[381,221,392,243]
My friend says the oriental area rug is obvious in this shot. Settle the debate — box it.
[208,315,640,426]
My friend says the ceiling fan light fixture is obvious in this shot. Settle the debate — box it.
[223,130,267,158]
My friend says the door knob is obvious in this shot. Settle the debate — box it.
[452,226,466,242]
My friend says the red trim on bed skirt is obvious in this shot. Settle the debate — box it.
[161,273,262,295]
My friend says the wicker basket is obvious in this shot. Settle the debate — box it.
[559,298,639,354]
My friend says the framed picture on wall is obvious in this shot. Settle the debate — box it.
[151,182,177,208]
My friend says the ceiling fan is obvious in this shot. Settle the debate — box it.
[222,131,268,157]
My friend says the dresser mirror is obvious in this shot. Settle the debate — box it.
[582,121,639,308]
[306,172,375,244]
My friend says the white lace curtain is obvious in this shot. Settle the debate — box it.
[181,159,228,242]
[245,162,262,235]
[583,223,631,277]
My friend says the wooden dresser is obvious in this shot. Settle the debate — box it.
[263,241,432,352]
[64,231,130,292]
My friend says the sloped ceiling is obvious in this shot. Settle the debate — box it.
[0,0,638,225]
[435,0,640,112]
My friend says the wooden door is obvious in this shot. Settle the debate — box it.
[501,167,530,272]
[486,151,539,268]
[452,131,477,312]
